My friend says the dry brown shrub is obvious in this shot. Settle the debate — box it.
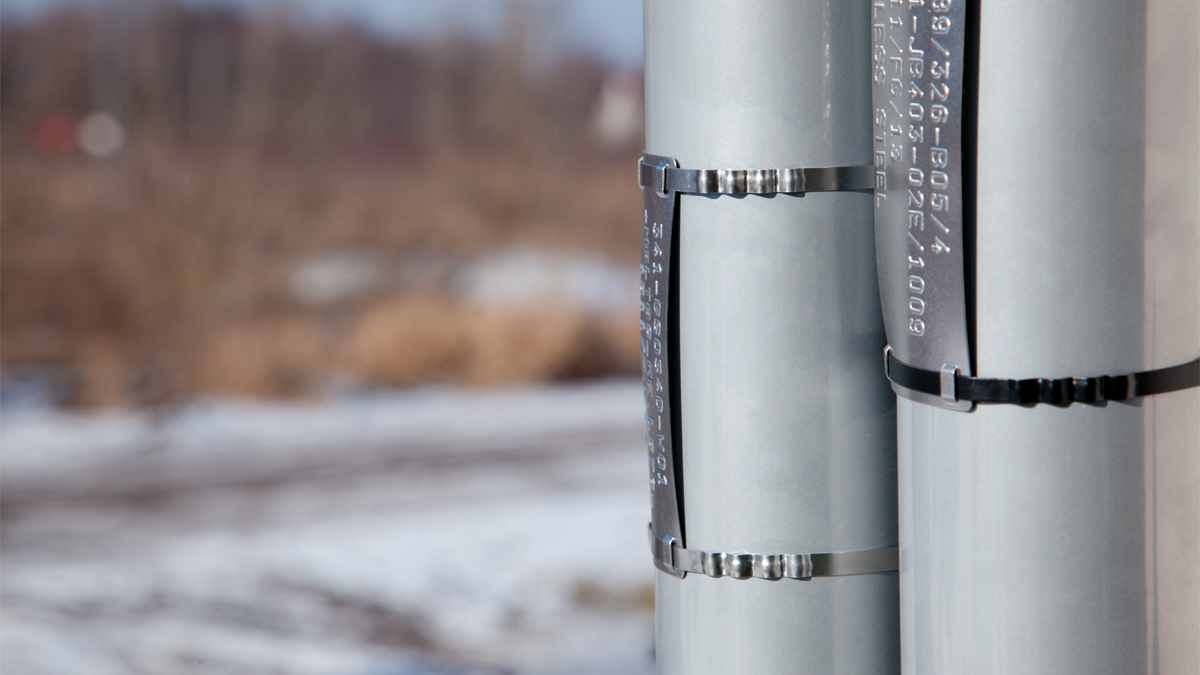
[1,5,643,405]
[336,298,641,389]
[460,305,640,385]
[338,298,469,388]
[76,340,129,407]
[459,304,592,385]
[195,316,331,398]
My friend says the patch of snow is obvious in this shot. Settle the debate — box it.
[2,381,656,675]
[455,248,638,314]
[290,250,384,304]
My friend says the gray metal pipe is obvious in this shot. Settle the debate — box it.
[897,0,1199,671]
[645,1,899,672]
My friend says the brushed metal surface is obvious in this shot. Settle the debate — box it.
[640,153,685,577]
[872,0,973,411]
[898,0,1158,672]
[646,0,899,673]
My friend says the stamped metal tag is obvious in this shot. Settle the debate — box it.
[871,0,974,411]
[640,153,685,575]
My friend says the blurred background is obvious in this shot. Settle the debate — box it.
[1,1,654,673]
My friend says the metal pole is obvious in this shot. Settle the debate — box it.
[886,0,1198,671]
[645,1,899,672]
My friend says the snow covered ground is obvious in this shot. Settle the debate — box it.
[1,380,656,675]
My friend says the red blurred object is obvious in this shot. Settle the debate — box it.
[29,113,79,157]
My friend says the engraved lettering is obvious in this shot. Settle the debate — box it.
[872,0,967,361]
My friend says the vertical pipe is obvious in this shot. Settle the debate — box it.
[645,1,899,672]
[897,0,1174,671]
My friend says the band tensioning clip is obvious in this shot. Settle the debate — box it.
[650,526,899,581]
[637,158,875,196]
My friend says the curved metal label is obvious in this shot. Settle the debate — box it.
[640,153,685,575]
[871,0,973,410]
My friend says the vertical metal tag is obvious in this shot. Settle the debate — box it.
[640,153,685,575]
[871,0,974,410]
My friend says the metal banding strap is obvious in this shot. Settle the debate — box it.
[638,158,874,196]
[650,526,899,581]
[639,151,877,580]
[885,347,1200,407]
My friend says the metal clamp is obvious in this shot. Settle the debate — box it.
[639,151,877,581]
[885,346,1200,407]
[638,157,874,196]
[650,525,899,581]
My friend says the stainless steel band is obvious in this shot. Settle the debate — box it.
[637,158,874,196]
[650,526,899,581]
[884,346,1200,407]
